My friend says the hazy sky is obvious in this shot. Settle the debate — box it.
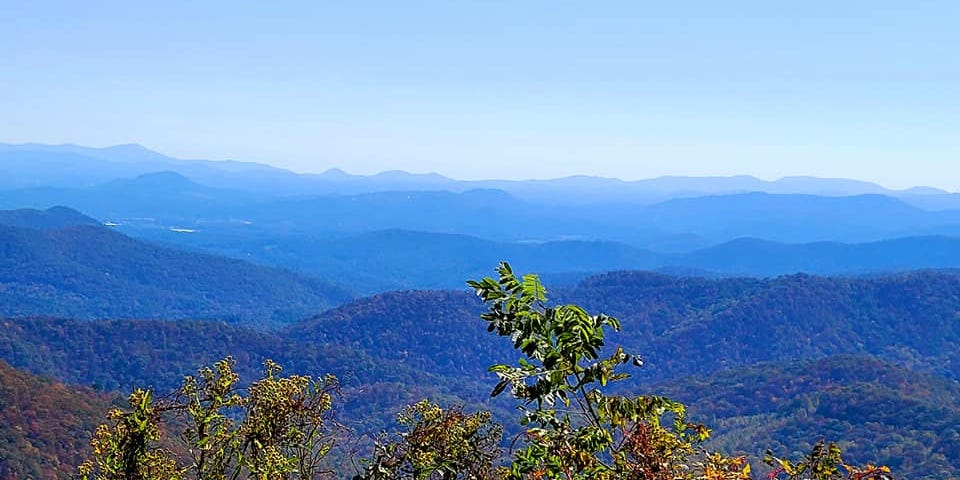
[2,1,958,188]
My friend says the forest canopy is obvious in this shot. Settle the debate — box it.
[71,263,895,480]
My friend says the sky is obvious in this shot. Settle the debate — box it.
[1,1,958,188]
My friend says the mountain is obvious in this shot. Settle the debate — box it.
[282,270,960,388]
[2,142,955,204]
[0,180,703,252]
[0,316,501,440]
[676,235,960,275]
[639,192,960,243]
[477,174,898,205]
[0,142,184,164]
[654,356,960,479]
[0,171,272,224]
[125,223,960,293]
[147,228,661,293]
[283,290,501,379]
[0,143,290,190]
[106,186,680,245]
[568,270,960,383]
[898,192,960,211]
[0,213,352,327]
[0,359,112,479]
[6,197,960,296]
[0,317,445,396]
[0,143,460,194]
[12,176,960,258]
[10,150,960,253]
[0,205,100,229]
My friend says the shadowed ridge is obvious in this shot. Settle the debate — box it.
[0,206,100,229]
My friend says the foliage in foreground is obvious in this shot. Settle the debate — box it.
[76,358,340,480]
[468,262,893,480]
[361,400,502,480]
[75,263,895,480]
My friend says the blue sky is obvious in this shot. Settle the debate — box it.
[2,1,958,188]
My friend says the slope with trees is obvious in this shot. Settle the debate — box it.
[66,264,897,480]
[0,360,113,479]
[654,355,960,479]
[4,268,960,477]
[0,219,352,328]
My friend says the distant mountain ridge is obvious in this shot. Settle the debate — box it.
[6,172,960,249]
[125,225,960,292]
[7,143,960,293]
[2,142,956,206]
[680,235,960,275]
[7,205,960,295]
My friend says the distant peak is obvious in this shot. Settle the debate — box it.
[320,167,352,177]
[372,170,451,181]
[111,171,200,189]
[44,205,86,216]
[106,143,152,151]
[461,188,515,200]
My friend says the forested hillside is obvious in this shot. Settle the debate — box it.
[0,317,497,433]
[0,360,112,479]
[7,269,960,392]
[655,356,960,479]
[288,271,960,385]
[565,270,960,382]
[0,205,100,230]
[0,219,352,327]
[5,268,960,477]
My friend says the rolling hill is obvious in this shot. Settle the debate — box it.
[151,228,662,293]
[0,205,100,230]
[654,356,960,479]
[284,269,960,387]
[6,268,960,478]
[0,212,352,327]
[677,235,960,275]
[132,224,960,293]
[640,192,960,243]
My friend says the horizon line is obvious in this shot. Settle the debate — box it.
[0,140,952,193]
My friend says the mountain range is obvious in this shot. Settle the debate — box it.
[3,142,958,207]
[6,141,960,478]
[7,143,960,261]
[10,206,960,295]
